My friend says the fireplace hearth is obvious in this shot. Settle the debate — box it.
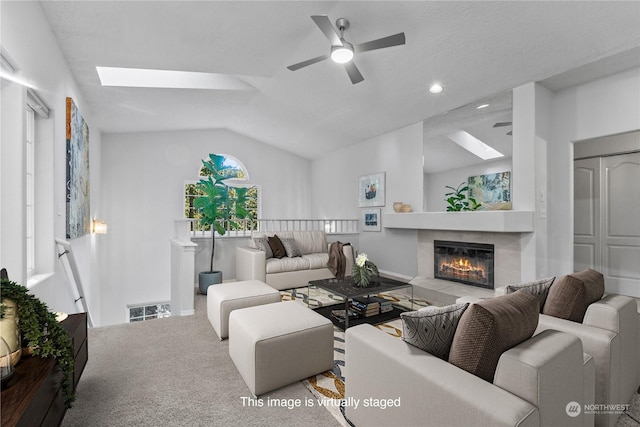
[434,240,494,289]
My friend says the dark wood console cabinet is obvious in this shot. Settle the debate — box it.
[1,312,88,427]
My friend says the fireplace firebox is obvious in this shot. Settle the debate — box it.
[434,240,494,289]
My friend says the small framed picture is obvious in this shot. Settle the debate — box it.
[358,172,385,207]
[361,208,381,232]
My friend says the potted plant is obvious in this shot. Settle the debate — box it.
[351,253,380,288]
[193,154,254,294]
[444,182,481,211]
[0,278,75,406]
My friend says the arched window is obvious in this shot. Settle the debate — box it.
[184,154,259,233]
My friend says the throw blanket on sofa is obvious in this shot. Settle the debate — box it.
[327,242,351,279]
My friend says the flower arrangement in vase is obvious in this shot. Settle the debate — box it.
[351,253,379,288]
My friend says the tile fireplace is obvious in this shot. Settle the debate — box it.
[434,240,495,289]
[418,230,522,289]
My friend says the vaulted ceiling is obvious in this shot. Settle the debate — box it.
[39,1,640,164]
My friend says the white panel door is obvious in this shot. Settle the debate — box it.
[602,152,640,296]
[574,158,600,272]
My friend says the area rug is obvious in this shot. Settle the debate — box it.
[280,287,424,427]
[299,320,403,427]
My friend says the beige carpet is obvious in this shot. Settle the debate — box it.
[61,294,341,427]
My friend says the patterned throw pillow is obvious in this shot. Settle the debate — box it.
[280,237,302,258]
[505,277,555,312]
[267,235,287,259]
[252,237,273,259]
[401,303,469,360]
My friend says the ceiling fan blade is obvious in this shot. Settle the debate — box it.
[287,54,330,71]
[344,62,364,84]
[354,32,406,53]
[493,121,513,128]
[311,15,342,46]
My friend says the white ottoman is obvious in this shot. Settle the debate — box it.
[229,301,334,396]
[207,280,281,340]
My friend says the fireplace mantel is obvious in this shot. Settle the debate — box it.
[383,211,535,233]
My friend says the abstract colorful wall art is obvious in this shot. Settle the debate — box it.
[468,171,511,209]
[66,97,90,238]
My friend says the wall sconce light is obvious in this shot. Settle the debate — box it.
[92,219,108,234]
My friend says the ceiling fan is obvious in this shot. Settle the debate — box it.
[287,15,406,84]
[494,121,513,136]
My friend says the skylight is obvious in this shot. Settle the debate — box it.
[96,66,254,90]
[447,130,504,160]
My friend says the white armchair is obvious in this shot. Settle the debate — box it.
[494,283,639,427]
[534,294,638,427]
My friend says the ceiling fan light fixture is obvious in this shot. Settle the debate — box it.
[331,42,354,64]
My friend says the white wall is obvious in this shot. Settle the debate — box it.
[100,129,312,325]
[424,158,512,212]
[311,122,424,278]
[0,1,103,321]
[548,67,640,277]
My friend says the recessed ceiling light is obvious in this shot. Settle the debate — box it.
[476,104,489,109]
[95,66,254,90]
[447,130,504,160]
[429,83,443,94]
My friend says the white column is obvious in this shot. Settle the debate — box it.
[513,83,553,281]
[170,221,197,316]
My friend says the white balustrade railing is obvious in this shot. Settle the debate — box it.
[187,218,359,238]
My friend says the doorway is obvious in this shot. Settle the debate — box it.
[574,131,640,297]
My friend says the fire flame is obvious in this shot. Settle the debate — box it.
[440,257,485,279]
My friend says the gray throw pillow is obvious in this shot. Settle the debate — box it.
[280,237,302,258]
[401,303,469,360]
[252,237,273,259]
[505,277,555,312]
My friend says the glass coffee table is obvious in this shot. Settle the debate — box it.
[308,277,413,330]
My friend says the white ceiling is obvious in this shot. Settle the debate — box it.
[39,1,640,163]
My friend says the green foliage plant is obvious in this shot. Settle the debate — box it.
[444,182,481,212]
[0,279,75,407]
[351,253,380,288]
[193,154,255,272]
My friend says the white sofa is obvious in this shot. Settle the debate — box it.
[345,325,595,427]
[235,230,354,291]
